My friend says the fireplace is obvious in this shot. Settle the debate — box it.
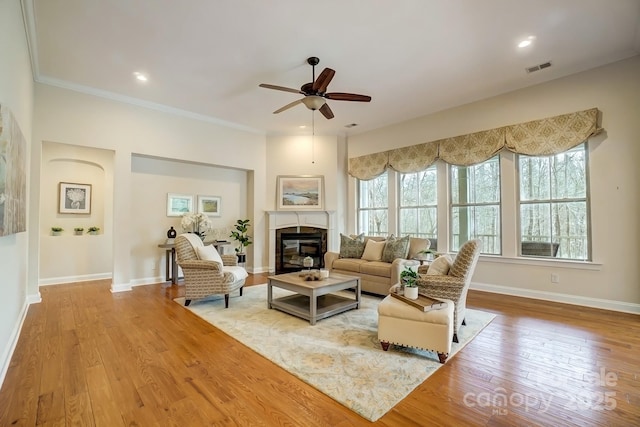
[276,227,327,274]
[267,210,335,274]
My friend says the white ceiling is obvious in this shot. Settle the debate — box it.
[24,0,640,137]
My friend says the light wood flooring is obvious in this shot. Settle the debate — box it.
[1,273,638,426]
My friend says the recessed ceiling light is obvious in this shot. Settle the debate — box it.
[518,36,536,48]
[299,125,306,129]
[133,71,148,82]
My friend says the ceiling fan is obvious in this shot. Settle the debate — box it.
[259,56,371,119]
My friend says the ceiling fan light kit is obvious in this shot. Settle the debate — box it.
[259,56,371,119]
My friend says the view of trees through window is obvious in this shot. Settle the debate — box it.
[450,156,501,253]
[356,144,590,260]
[519,143,589,260]
[358,173,388,236]
[399,167,437,248]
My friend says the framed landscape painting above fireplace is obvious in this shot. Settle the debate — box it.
[276,175,324,211]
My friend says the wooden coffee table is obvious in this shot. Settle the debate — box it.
[267,272,361,325]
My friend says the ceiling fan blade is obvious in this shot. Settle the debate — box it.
[325,92,372,102]
[273,99,303,114]
[259,83,304,95]
[319,103,334,120]
[312,68,335,93]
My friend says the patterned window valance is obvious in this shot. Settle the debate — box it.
[438,127,506,166]
[388,141,438,173]
[505,108,599,155]
[348,151,389,180]
[349,108,600,175]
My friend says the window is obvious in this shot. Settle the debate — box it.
[518,143,589,260]
[450,156,501,254]
[357,173,388,236]
[399,167,437,249]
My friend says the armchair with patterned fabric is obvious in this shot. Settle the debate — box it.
[416,239,482,342]
[175,233,247,308]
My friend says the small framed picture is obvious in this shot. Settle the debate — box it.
[276,175,324,211]
[167,193,193,217]
[58,182,92,214]
[198,195,221,217]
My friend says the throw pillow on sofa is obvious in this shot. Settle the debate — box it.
[339,233,365,258]
[381,235,410,263]
[361,239,386,261]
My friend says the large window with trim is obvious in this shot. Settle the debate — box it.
[450,156,501,253]
[518,143,589,260]
[399,166,437,248]
[357,173,388,237]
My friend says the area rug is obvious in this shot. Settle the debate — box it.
[174,284,495,422]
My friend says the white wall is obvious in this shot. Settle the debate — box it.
[265,134,342,250]
[130,155,248,282]
[348,56,640,310]
[32,84,267,290]
[0,0,34,383]
[39,141,113,283]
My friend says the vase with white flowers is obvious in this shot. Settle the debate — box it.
[181,212,212,240]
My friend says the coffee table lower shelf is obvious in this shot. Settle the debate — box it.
[270,294,358,324]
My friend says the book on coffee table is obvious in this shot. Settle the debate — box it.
[390,292,448,312]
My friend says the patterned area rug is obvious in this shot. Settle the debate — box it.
[174,284,495,422]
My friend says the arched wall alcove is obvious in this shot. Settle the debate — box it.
[39,141,114,284]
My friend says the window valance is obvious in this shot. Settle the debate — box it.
[348,108,600,179]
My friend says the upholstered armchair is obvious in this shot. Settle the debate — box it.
[416,239,482,342]
[175,233,247,307]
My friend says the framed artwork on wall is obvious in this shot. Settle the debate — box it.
[58,182,92,214]
[198,195,221,217]
[276,175,324,211]
[167,193,193,217]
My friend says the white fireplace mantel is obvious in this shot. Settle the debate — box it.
[266,210,336,273]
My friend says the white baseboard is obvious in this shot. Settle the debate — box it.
[130,276,165,287]
[110,282,132,293]
[471,282,640,314]
[0,300,31,388]
[39,273,112,286]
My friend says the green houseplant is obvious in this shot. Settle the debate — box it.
[74,227,84,235]
[230,219,252,262]
[87,226,100,235]
[51,227,63,236]
[400,266,419,299]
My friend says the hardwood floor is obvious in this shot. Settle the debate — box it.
[1,273,638,426]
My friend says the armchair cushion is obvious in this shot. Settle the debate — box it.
[196,244,223,265]
[223,266,249,282]
[426,255,452,275]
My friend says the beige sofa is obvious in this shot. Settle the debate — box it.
[324,235,430,295]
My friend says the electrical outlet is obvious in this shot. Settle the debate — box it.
[551,273,560,283]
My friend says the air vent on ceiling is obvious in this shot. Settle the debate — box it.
[345,123,358,128]
[525,61,552,74]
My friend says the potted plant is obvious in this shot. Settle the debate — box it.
[51,227,63,236]
[74,227,84,235]
[87,226,100,235]
[400,266,419,299]
[230,219,252,263]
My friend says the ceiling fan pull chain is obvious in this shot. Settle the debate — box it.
[311,110,315,164]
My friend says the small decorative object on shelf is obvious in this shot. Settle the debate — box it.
[166,226,177,243]
[74,227,84,235]
[87,226,100,235]
[51,227,63,236]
